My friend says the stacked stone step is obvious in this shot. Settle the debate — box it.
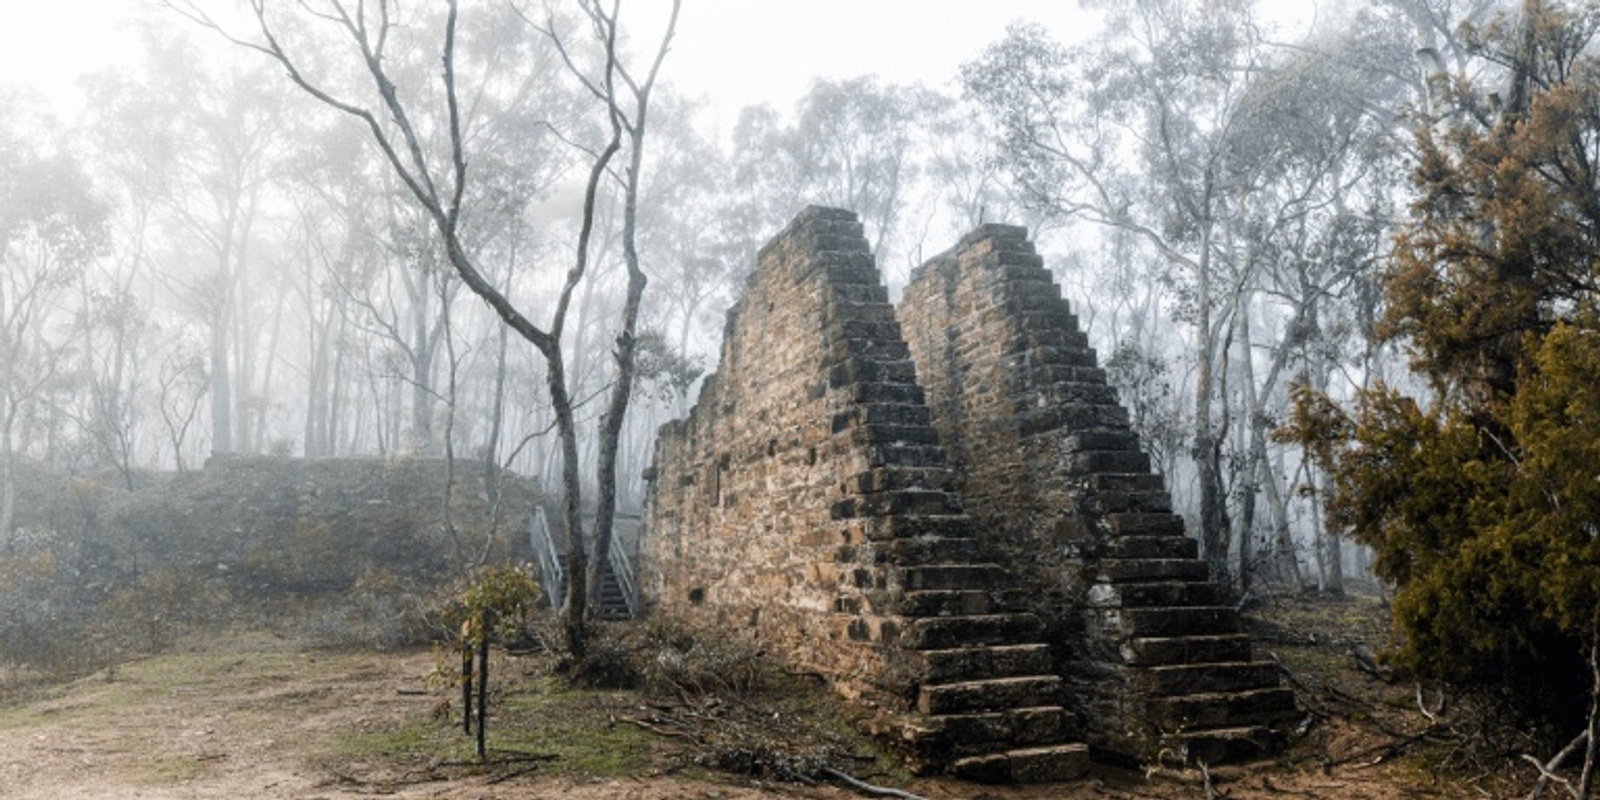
[897,223,1297,765]
[806,211,1088,782]
[876,517,1089,782]
[1057,365,1300,763]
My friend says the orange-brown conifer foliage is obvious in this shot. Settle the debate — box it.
[1287,2,1600,738]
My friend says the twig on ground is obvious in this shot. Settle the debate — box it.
[821,767,929,800]
[1415,683,1446,723]
[1525,729,1589,800]
[1327,726,1441,770]
[621,714,705,744]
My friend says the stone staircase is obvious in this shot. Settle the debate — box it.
[897,222,1299,765]
[799,222,1091,781]
[884,515,1090,782]
[1071,439,1300,763]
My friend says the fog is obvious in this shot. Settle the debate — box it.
[0,0,1464,680]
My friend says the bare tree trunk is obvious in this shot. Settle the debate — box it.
[409,259,436,453]
[587,108,652,615]
[474,636,489,759]
[221,0,678,661]
[550,356,587,656]
[484,317,509,512]
[1579,638,1600,799]
[210,302,232,454]
[0,424,14,544]
[1266,446,1303,591]
[1194,225,1231,581]
[1311,359,1344,595]
[460,644,473,735]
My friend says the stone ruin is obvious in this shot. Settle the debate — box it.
[639,207,1298,781]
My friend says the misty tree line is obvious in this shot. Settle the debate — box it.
[0,0,1509,596]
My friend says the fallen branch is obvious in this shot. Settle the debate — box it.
[485,764,543,785]
[621,714,704,744]
[1525,729,1589,800]
[1327,726,1440,770]
[821,767,929,800]
[1415,683,1447,723]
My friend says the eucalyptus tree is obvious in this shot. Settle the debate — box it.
[1288,2,1600,783]
[1215,10,1413,593]
[784,77,948,275]
[963,1,1274,576]
[180,0,679,655]
[0,93,111,535]
[84,26,300,455]
[964,1,1421,589]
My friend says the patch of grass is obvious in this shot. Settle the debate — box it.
[335,719,459,760]
[331,676,653,777]
[496,686,652,774]
[126,755,207,785]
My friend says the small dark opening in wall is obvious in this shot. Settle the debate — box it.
[767,439,777,457]
[807,446,817,466]
[688,587,705,604]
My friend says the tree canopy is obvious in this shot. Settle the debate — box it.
[1290,0,1600,747]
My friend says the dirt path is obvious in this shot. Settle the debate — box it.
[0,626,1456,800]
[0,633,862,800]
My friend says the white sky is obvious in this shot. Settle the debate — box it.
[0,1,1319,124]
[662,1,1107,112]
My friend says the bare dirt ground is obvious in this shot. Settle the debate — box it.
[0,596,1528,799]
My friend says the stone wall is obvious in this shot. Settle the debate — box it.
[642,208,1294,775]
[897,225,1113,625]
[642,207,942,699]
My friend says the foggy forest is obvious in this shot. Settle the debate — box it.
[3,0,1600,798]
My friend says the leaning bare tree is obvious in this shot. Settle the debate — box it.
[175,0,678,657]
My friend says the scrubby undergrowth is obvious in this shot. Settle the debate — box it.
[0,593,1584,798]
[0,455,541,682]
